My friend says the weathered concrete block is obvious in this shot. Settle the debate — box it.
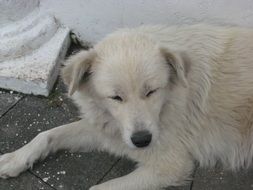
[0,1,70,96]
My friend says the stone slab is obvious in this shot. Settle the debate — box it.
[0,166,54,190]
[0,95,78,152]
[0,91,22,117]
[30,151,117,190]
[192,166,253,190]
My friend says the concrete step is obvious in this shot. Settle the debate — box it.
[0,10,70,96]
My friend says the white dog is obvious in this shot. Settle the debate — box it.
[1,24,253,190]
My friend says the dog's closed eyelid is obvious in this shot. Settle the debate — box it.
[109,95,123,102]
[145,88,159,97]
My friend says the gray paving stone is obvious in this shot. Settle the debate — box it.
[0,82,118,190]
[0,162,53,190]
[0,94,78,153]
[192,166,253,190]
[0,91,22,117]
[31,151,117,190]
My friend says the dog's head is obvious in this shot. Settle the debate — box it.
[62,31,189,149]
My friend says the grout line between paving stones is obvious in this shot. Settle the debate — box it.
[0,95,25,118]
[0,95,55,190]
[95,158,121,185]
[28,170,57,190]
[0,151,55,189]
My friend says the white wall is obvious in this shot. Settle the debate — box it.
[41,0,253,43]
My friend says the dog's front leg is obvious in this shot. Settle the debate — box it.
[0,119,101,178]
[90,157,193,190]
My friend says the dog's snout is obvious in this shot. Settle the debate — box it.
[131,130,152,148]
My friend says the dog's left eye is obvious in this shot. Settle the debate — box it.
[146,89,157,97]
[110,95,123,102]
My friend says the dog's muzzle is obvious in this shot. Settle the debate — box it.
[131,130,152,148]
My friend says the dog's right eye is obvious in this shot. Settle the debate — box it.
[110,96,123,102]
[146,89,157,97]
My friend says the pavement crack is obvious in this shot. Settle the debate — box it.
[28,170,57,190]
[0,95,25,118]
[96,158,121,185]
[0,153,55,190]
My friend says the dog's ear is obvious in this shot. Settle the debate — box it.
[61,49,97,96]
[160,47,189,87]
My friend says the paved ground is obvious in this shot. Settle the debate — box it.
[1,45,253,190]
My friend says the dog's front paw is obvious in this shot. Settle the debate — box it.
[0,152,29,179]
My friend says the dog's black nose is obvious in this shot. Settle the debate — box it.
[131,130,152,148]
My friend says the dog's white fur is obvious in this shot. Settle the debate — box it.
[1,24,253,190]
